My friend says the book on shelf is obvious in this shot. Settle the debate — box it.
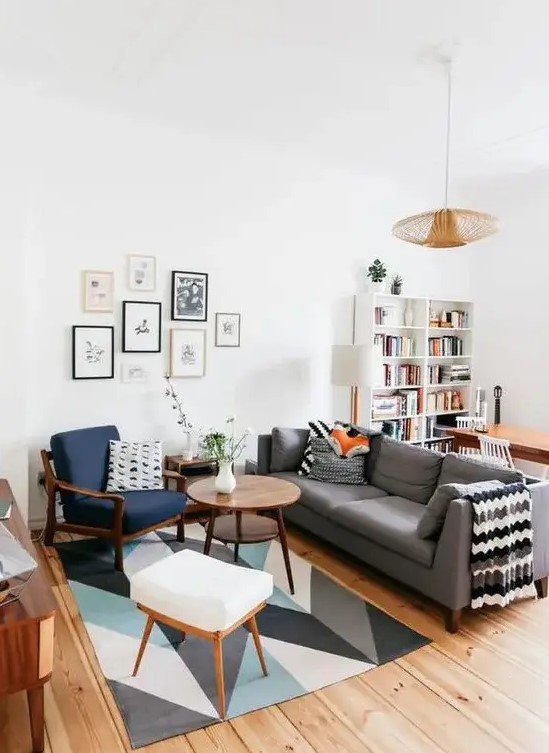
[428,336,464,357]
[375,333,416,357]
[372,388,422,420]
[429,308,469,328]
[425,389,463,414]
[428,363,471,384]
[381,417,420,442]
[382,363,421,387]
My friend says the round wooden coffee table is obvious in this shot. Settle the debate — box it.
[186,475,301,594]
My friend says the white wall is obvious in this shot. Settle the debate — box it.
[0,87,474,523]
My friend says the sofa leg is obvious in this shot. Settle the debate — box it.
[177,514,185,543]
[535,576,548,598]
[114,537,124,572]
[445,608,462,633]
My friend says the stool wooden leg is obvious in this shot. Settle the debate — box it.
[213,636,226,719]
[133,615,155,676]
[276,507,295,594]
[248,614,268,676]
[204,510,217,556]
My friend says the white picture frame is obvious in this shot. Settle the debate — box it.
[82,270,114,312]
[72,326,114,380]
[215,313,241,347]
[170,329,206,378]
[122,301,162,353]
[128,254,156,292]
[121,364,149,384]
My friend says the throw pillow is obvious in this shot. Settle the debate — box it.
[298,420,333,476]
[308,437,365,484]
[106,440,163,492]
[417,479,504,540]
[328,423,371,458]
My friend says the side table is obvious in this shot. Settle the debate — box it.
[164,456,217,518]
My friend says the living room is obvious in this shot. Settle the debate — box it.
[1,1,549,752]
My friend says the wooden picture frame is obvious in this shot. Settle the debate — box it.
[215,313,241,347]
[82,270,114,312]
[72,325,114,380]
[122,301,162,353]
[171,271,208,322]
[169,329,206,377]
[127,255,156,292]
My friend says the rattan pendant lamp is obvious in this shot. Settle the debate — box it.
[392,58,498,248]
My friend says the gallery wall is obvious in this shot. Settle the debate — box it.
[0,86,475,523]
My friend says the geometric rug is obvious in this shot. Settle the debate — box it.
[55,522,429,748]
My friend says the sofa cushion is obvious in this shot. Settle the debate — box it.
[270,427,309,473]
[369,436,443,504]
[308,437,365,484]
[271,472,387,520]
[106,440,163,492]
[328,423,371,458]
[298,420,333,476]
[63,489,186,534]
[438,453,524,487]
[333,496,436,567]
[417,479,504,540]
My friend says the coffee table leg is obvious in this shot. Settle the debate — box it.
[234,512,242,562]
[204,509,217,556]
[276,508,294,594]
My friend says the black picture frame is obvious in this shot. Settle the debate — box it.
[171,270,208,322]
[122,301,162,353]
[72,325,114,380]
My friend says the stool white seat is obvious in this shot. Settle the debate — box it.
[130,549,273,719]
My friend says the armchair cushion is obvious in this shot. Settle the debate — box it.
[63,489,186,534]
[51,425,120,504]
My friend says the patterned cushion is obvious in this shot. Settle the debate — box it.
[328,423,371,458]
[308,437,365,485]
[106,440,163,492]
[298,420,333,476]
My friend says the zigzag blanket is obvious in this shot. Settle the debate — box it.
[464,481,537,609]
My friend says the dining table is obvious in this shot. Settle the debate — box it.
[445,423,549,467]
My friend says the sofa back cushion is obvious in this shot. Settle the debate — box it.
[369,436,443,504]
[270,427,310,473]
[438,453,524,487]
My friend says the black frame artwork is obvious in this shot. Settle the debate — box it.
[72,325,114,380]
[171,271,208,322]
[122,301,162,353]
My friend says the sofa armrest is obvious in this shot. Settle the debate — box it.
[245,459,258,475]
[529,481,549,579]
[257,434,272,475]
[432,497,473,609]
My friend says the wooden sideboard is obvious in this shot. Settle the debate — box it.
[0,480,56,752]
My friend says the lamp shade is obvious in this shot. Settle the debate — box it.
[331,344,371,387]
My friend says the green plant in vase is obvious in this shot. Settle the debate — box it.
[390,274,403,295]
[366,259,387,291]
[201,418,253,494]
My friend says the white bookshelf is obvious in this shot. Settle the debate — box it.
[354,292,474,444]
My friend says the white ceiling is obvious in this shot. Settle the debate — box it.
[1,0,548,183]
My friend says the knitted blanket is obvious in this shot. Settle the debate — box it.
[465,481,536,609]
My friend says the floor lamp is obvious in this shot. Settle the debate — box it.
[331,344,371,424]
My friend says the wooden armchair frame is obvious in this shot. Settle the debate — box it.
[40,450,187,571]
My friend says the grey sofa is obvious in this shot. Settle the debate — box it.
[250,428,549,631]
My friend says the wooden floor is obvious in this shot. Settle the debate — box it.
[3,529,549,753]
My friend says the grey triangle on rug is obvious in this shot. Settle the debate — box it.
[54,522,429,748]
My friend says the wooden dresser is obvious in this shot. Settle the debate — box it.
[0,480,56,752]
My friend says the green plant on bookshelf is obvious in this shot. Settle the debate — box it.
[390,274,403,295]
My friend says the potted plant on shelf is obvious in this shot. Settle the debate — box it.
[366,259,387,291]
[390,274,403,295]
[164,375,194,460]
[202,418,253,493]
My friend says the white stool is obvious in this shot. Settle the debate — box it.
[130,549,273,718]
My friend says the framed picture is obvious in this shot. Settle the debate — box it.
[215,313,241,347]
[121,364,149,384]
[122,301,162,353]
[169,329,206,377]
[82,270,114,312]
[171,270,208,321]
[72,326,114,380]
[127,254,156,291]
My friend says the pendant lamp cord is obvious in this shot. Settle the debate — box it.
[443,60,452,210]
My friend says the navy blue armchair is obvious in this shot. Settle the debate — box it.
[41,425,187,571]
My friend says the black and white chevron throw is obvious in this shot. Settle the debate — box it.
[465,481,536,609]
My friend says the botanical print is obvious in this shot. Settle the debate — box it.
[83,270,114,312]
[171,271,208,321]
[128,255,156,292]
[215,313,241,347]
[122,301,161,353]
[72,326,114,379]
[170,329,206,377]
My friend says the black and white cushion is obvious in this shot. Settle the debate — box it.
[308,438,365,485]
[298,420,333,476]
[106,440,163,492]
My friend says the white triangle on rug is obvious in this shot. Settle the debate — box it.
[123,533,174,578]
[260,635,374,692]
[263,541,312,612]
[86,623,219,720]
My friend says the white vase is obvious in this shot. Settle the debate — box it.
[181,431,193,462]
[215,461,236,494]
[370,280,384,292]
[404,302,414,327]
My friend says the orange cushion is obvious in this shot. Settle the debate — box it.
[329,426,370,458]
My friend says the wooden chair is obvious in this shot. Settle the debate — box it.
[41,425,188,572]
[456,415,486,431]
[479,435,515,469]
